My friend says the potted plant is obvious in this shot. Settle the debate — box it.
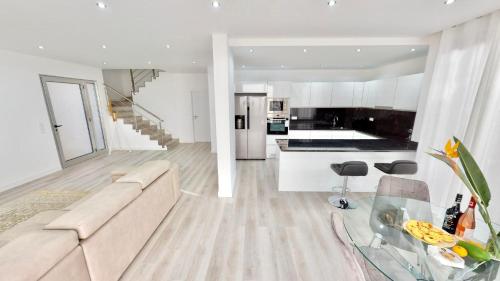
[428,137,500,261]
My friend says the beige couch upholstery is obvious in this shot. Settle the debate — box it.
[0,160,180,281]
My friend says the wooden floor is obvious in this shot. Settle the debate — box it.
[0,143,362,281]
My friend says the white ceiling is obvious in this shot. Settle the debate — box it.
[0,0,498,72]
[232,46,428,70]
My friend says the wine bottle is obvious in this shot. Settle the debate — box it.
[456,196,476,239]
[442,193,463,234]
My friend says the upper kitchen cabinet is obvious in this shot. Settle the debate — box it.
[268,81,291,98]
[235,81,268,93]
[332,82,355,107]
[289,82,311,108]
[352,82,365,107]
[309,82,333,107]
[373,78,398,108]
[393,73,423,111]
[362,81,377,108]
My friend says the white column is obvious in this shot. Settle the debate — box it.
[212,34,236,197]
[207,65,217,153]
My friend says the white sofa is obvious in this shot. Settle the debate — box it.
[0,160,180,281]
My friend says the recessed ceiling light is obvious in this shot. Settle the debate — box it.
[410,48,416,52]
[212,1,220,8]
[192,61,197,64]
[38,45,44,50]
[96,2,107,9]
[101,44,107,49]
[103,62,107,65]
[249,48,254,53]
[356,48,361,52]
[147,61,152,65]
[303,48,308,53]
[327,0,336,6]
[444,0,455,5]
[166,44,171,49]
[241,65,246,68]
[280,65,285,68]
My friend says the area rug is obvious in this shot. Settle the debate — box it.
[0,189,89,233]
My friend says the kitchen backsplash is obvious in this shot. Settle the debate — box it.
[289,107,416,140]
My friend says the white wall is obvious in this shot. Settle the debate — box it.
[133,72,209,143]
[102,69,133,97]
[212,33,237,198]
[235,56,426,82]
[0,49,108,192]
[207,65,217,153]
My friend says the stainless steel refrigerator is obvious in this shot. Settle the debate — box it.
[235,94,267,160]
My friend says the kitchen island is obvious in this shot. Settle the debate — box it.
[275,138,418,192]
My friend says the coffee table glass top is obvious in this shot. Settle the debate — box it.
[343,196,499,281]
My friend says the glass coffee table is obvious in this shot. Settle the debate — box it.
[343,196,500,281]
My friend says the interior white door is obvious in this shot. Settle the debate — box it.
[46,82,93,161]
[191,91,211,142]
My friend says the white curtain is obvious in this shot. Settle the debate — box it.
[416,10,500,225]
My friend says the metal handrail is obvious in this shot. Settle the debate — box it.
[104,84,164,122]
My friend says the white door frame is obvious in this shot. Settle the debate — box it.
[40,75,107,168]
[190,90,210,142]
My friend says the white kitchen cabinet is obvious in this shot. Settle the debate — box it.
[309,82,333,107]
[288,130,311,139]
[289,83,311,108]
[268,81,291,98]
[332,82,355,107]
[352,82,365,108]
[393,73,423,111]
[362,81,377,108]
[235,81,267,93]
[373,78,398,108]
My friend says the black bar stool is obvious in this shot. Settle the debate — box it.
[329,161,368,209]
[374,160,418,175]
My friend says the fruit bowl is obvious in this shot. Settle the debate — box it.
[403,220,458,248]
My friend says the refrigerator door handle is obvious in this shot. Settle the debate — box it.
[247,105,250,129]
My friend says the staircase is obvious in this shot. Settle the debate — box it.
[130,69,160,94]
[105,84,178,150]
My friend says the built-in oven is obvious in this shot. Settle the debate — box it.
[267,98,289,118]
[267,118,289,135]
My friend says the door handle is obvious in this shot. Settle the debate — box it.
[54,124,63,128]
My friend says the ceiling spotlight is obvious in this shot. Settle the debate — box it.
[96,2,107,9]
[101,44,107,49]
[327,0,336,6]
[249,48,254,53]
[192,61,197,64]
[147,61,152,65]
[410,48,416,52]
[103,62,107,65]
[166,44,171,49]
[356,48,361,52]
[212,1,220,8]
[280,65,285,68]
[241,65,246,68]
[38,45,44,50]
[303,48,308,53]
[444,0,455,4]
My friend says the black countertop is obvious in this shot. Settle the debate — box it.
[277,138,418,152]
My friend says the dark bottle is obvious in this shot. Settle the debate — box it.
[442,193,463,234]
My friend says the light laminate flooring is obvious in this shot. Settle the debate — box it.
[0,143,367,281]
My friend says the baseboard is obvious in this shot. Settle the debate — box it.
[0,166,61,193]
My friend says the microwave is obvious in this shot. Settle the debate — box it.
[267,98,289,118]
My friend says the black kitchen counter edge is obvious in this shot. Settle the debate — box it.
[276,138,418,152]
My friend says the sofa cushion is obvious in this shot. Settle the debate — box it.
[116,160,171,189]
[0,230,78,281]
[45,182,141,239]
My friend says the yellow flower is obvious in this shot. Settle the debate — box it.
[444,139,460,158]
